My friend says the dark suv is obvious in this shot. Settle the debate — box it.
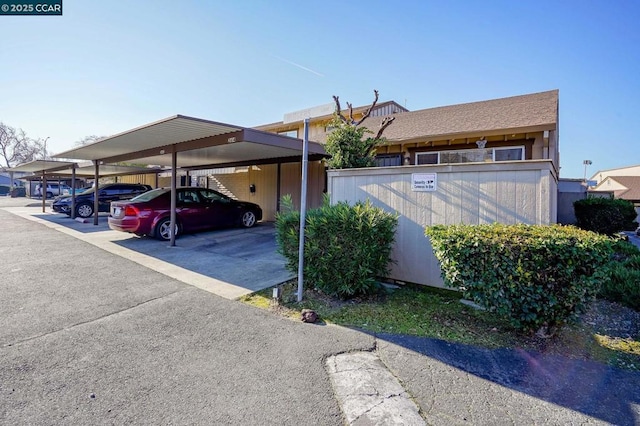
[52,183,152,218]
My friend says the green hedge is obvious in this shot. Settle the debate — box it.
[598,241,640,311]
[276,198,398,298]
[425,223,613,333]
[574,196,638,235]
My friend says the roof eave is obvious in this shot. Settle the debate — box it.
[385,123,557,145]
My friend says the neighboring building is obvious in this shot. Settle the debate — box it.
[557,178,589,225]
[590,164,640,184]
[0,169,29,187]
[589,168,640,221]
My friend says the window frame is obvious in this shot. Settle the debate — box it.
[415,146,525,165]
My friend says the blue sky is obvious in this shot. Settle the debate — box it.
[1,0,638,178]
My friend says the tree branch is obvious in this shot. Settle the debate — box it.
[374,116,396,140]
[355,89,380,126]
[332,95,348,124]
[346,102,354,124]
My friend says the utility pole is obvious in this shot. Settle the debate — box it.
[582,160,592,184]
[43,136,50,160]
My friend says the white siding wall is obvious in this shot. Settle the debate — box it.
[328,160,558,288]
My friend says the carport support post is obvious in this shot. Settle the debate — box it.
[297,118,310,302]
[93,160,100,225]
[170,147,177,247]
[71,164,76,219]
[41,172,47,213]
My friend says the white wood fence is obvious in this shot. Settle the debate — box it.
[328,160,558,287]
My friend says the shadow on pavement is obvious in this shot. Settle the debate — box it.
[374,332,640,425]
[32,213,111,234]
[109,223,293,294]
[3,202,292,297]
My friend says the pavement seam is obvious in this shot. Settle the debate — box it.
[326,349,426,425]
[1,289,184,348]
[375,338,432,421]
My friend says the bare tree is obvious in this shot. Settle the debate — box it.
[332,89,396,139]
[75,135,105,146]
[0,122,45,168]
[325,90,396,169]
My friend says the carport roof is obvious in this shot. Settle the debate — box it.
[53,115,327,168]
[10,160,162,178]
[9,160,78,174]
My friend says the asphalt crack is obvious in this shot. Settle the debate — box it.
[2,289,183,348]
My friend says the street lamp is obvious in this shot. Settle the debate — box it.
[43,136,50,160]
[583,160,592,183]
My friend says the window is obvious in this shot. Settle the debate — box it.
[494,147,524,161]
[415,146,524,165]
[416,152,439,165]
[200,189,228,203]
[178,190,200,203]
[278,130,298,138]
[374,154,402,167]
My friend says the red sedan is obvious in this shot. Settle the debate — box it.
[108,187,262,241]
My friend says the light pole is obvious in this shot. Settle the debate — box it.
[43,136,50,160]
[583,160,592,184]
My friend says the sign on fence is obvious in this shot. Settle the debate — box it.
[411,173,437,191]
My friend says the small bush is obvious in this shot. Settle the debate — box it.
[599,263,640,311]
[276,197,398,298]
[574,197,638,235]
[598,240,640,311]
[425,224,613,333]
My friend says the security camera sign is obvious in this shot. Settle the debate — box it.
[411,173,437,191]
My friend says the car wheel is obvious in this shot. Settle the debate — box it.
[76,203,94,218]
[241,211,257,228]
[156,218,180,241]
[46,192,53,199]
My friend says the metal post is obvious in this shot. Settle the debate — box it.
[41,173,46,212]
[170,148,177,247]
[43,136,49,160]
[297,118,310,302]
[93,160,99,225]
[582,160,592,184]
[71,164,76,219]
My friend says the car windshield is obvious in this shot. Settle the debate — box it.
[130,188,169,202]
[80,187,96,195]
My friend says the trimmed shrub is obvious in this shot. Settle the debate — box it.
[425,224,613,333]
[276,198,398,298]
[598,241,640,311]
[574,196,638,235]
[599,262,640,311]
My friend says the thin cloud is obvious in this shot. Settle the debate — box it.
[271,55,324,77]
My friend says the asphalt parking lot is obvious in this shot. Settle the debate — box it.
[2,196,639,425]
[2,199,292,299]
[0,202,375,424]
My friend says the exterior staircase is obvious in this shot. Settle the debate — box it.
[208,176,238,200]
